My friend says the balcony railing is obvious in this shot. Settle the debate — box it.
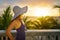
[0,29,60,40]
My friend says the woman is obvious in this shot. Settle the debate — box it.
[6,6,28,40]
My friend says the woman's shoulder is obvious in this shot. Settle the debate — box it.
[12,20,21,29]
[11,19,19,23]
[10,19,20,26]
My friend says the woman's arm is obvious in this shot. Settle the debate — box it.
[6,20,17,40]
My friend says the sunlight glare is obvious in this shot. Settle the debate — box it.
[32,7,51,16]
[25,6,59,17]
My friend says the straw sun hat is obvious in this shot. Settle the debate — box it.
[13,6,28,20]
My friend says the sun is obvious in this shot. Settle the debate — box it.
[25,6,58,16]
[32,7,51,17]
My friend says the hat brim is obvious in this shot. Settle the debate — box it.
[13,6,28,20]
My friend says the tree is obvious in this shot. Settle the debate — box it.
[23,16,34,29]
[31,16,60,29]
[0,6,12,30]
[53,5,60,28]
[0,16,3,29]
[23,16,60,29]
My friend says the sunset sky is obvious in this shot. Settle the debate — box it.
[0,0,60,16]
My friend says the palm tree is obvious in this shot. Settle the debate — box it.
[0,16,3,29]
[23,16,32,29]
[53,5,60,29]
[23,16,40,29]
[33,16,58,29]
[0,6,12,30]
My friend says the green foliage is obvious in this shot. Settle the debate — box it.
[0,6,12,30]
[23,16,60,29]
[23,16,34,29]
[0,16,3,29]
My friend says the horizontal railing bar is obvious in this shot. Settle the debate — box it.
[26,29,60,32]
[0,30,60,36]
[0,29,60,33]
[0,30,60,40]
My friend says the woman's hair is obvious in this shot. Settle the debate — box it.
[11,14,22,23]
[8,13,24,27]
